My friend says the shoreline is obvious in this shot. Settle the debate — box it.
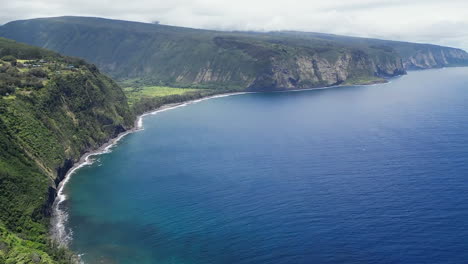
[50,91,250,246]
[50,77,401,246]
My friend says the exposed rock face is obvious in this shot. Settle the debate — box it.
[249,49,405,91]
[404,47,468,69]
[177,44,406,91]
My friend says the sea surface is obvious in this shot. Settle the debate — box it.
[63,68,468,264]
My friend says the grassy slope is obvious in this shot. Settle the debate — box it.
[0,37,134,263]
[123,86,201,106]
[129,87,224,115]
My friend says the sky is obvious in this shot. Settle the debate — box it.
[1,0,468,50]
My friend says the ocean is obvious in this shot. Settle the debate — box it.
[61,67,468,263]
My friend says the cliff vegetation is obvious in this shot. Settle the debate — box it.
[1,17,466,93]
[0,37,134,263]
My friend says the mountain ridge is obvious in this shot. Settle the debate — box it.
[4,16,467,91]
[270,30,468,70]
[6,16,468,51]
[1,17,467,89]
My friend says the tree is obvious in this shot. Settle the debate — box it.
[0,83,15,96]
[29,68,47,78]
[1,55,16,62]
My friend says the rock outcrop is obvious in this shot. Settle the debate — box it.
[247,48,405,90]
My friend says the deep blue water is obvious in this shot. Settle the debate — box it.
[65,68,468,264]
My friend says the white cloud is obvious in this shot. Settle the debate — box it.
[1,0,467,50]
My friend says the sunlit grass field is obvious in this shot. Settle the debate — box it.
[123,86,200,105]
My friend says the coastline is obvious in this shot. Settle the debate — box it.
[50,91,250,246]
[50,76,401,247]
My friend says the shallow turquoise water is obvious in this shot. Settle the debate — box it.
[65,68,468,263]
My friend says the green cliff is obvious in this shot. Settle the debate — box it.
[0,37,134,263]
[271,31,468,70]
[0,17,410,91]
[1,17,467,92]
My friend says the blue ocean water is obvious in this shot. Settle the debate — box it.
[64,68,468,264]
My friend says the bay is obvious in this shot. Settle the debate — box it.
[65,67,468,264]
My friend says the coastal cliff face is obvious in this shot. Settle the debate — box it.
[174,36,406,91]
[268,31,468,71]
[2,17,466,92]
[0,38,134,263]
[248,49,405,90]
[0,17,410,91]
[403,47,468,69]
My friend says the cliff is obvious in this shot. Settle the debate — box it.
[0,38,134,263]
[213,37,405,91]
[273,31,468,71]
[1,17,466,93]
[402,46,468,69]
[0,17,410,91]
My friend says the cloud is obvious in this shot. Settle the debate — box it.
[1,0,468,50]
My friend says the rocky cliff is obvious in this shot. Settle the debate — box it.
[0,17,410,91]
[248,48,405,90]
[189,36,406,91]
[1,17,467,92]
[403,46,468,69]
[270,31,468,71]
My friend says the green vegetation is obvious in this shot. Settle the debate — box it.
[123,86,201,106]
[0,16,467,264]
[0,56,81,97]
[271,31,468,69]
[0,37,232,263]
[0,17,466,92]
[0,38,134,263]
[129,87,232,115]
[343,76,387,86]
[0,224,76,264]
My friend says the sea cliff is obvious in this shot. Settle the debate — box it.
[403,46,468,69]
[0,38,134,263]
[1,17,467,93]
